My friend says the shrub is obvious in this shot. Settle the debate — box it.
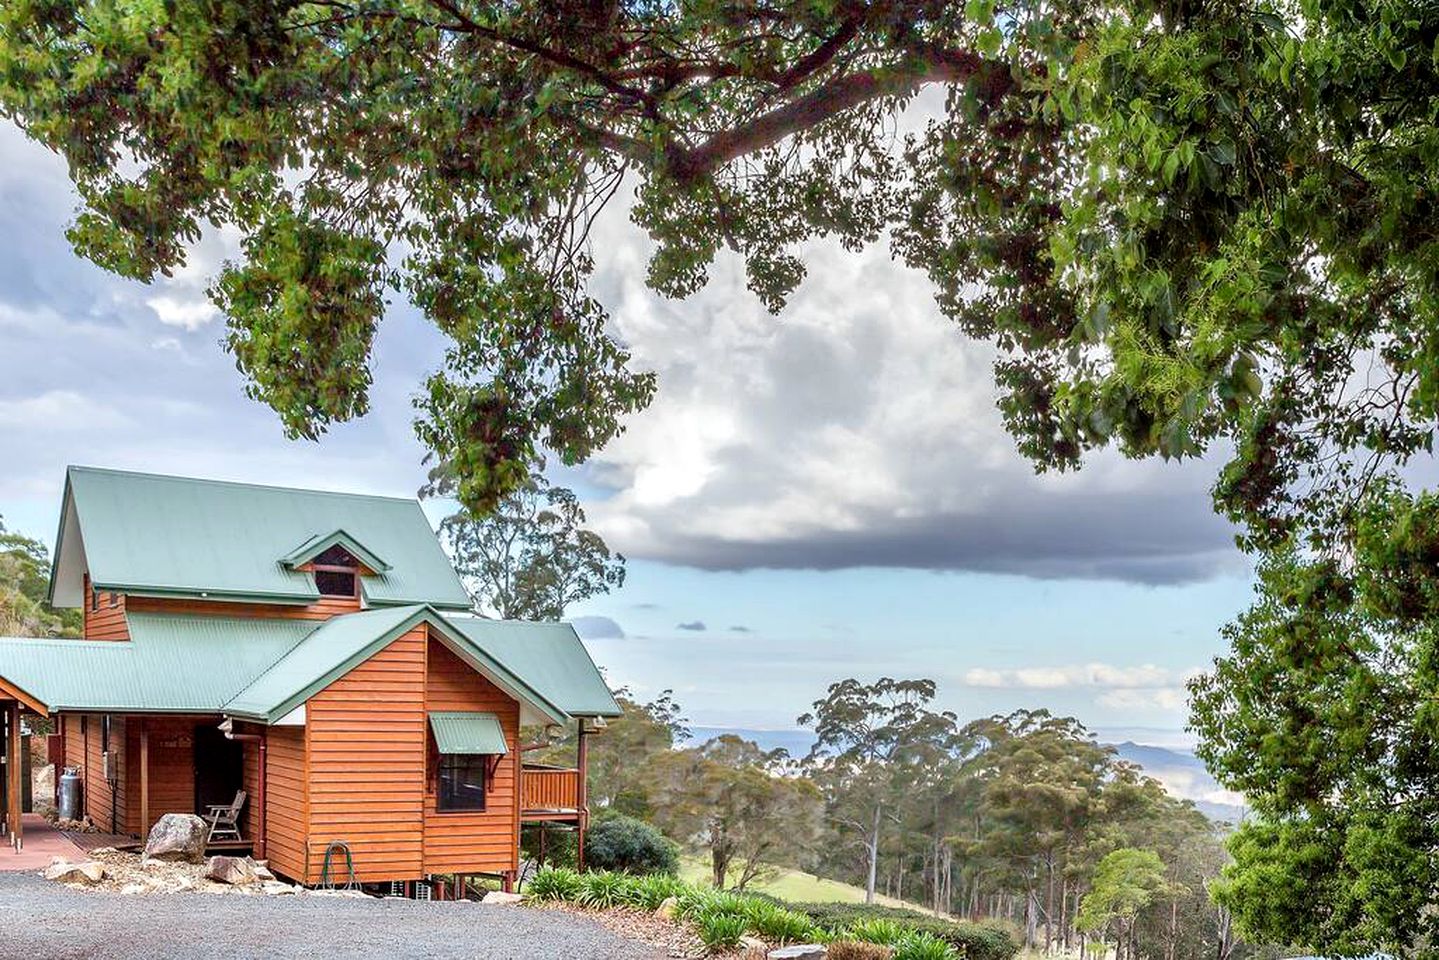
[785,903,1019,960]
[848,919,908,945]
[829,942,897,960]
[676,887,746,920]
[525,866,583,902]
[696,910,748,953]
[623,872,686,911]
[894,932,956,960]
[583,814,681,874]
[741,901,817,944]
[577,870,632,909]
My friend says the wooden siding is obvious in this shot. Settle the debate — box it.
[303,624,428,884]
[82,574,129,641]
[265,725,308,883]
[126,595,362,621]
[423,638,521,875]
[121,716,199,836]
[62,712,128,832]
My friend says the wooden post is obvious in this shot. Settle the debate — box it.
[9,702,21,850]
[139,718,149,839]
[1,703,9,843]
[576,719,589,871]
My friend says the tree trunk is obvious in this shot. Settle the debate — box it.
[864,803,882,904]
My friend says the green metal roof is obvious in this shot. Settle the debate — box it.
[222,605,425,721]
[0,614,317,713]
[441,616,622,718]
[0,609,614,726]
[429,712,507,754]
[220,606,570,725]
[51,466,470,609]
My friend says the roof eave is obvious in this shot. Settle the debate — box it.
[45,471,76,608]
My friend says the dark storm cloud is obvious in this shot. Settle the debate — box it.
[570,615,626,640]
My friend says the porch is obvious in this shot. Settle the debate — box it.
[520,763,583,821]
[54,712,263,853]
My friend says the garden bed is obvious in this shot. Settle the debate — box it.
[523,867,1021,960]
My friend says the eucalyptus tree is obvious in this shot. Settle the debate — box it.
[437,472,625,620]
[800,677,959,904]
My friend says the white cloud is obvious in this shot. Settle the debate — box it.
[145,294,217,331]
[1096,687,1190,711]
[0,390,129,431]
[963,663,1190,690]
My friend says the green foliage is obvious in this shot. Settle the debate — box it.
[525,866,583,902]
[583,814,680,876]
[738,900,817,945]
[786,904,1018,960]
[0,517,80,638]
[1190,505,1439,956]
[647,733,824,891]
[435,472,624,620]
[892,932,957,960]
[1076,848,1168,935]
[847,919,908,946]
[694,910,748,953]
[799,678,959,903]
[575,870,631,909]
[621,873,686,911]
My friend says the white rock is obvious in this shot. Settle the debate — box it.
[43,860,105,884]
[768,947,827,960]
[120,883,148,896]
[261,881,298,896]
[481,891,524,904]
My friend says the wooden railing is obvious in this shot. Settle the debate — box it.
[521,765,580,813]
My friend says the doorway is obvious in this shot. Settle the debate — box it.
[193,724,243,814]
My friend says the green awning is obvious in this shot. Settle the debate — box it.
[429,711,507,755]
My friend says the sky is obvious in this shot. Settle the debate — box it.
[0,120,1258,748]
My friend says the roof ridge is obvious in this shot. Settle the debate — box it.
[67,465,422,505]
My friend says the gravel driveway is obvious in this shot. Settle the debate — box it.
[0,873,663,960]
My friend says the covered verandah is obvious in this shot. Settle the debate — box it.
[1,677,48,858]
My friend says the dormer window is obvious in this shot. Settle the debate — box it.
[312,545,359,599]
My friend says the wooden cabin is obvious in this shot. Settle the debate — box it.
[0,466,619,889]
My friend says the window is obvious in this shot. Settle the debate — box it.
[311,545,359,598]
[437,754,488,812]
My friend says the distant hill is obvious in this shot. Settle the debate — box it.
[689,726,818,757]
[1108,741,1248,824]
[690,726,1248,825]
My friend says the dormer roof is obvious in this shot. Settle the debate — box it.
[49,466,471,610]
[279,529,391,574]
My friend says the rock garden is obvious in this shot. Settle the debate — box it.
[40,812,353,899]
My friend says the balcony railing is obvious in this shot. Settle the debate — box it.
[521,763,580,816]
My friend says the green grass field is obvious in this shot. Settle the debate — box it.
[677,855,933,912]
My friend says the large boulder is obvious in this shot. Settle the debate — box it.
[31,764,56,817]
[142,813,209,863]
[43,859,106,884]
[206,855,261,885]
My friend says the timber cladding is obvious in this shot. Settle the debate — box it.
[291,622,522,885]
[82,575,129,641]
